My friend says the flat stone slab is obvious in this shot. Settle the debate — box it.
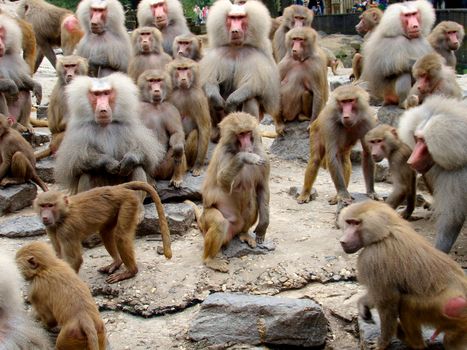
[22,131,50,148]
[222,236,276,258]
[156,173,204,203]
[0,183,37,216]
[137,202,195,236]
[0,215,45,238]
[189,292,328,347]
[36,156,55,183]
[270,121,309,163]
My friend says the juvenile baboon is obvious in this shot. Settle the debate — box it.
[200,0,279,141]
[273,5,314,62]
[137,0,190,55]
[128,27,172,82]
[339,201,467,350]
[361,1,435,105]
[16,242,107,349]
[364,124,416,219]
[399,96,467,253]
[0,14,42,133]
[428,21,465,68]
[0,114,48,191]
[172,33,203,61]
[0,253,50,350]
[16,0,83,72]
[188,112,270,272]
[76,0,132,77]
[276,27,328,135]
[138,69,186,187]
[34,181,172,283]
[404,52,462,108]
[168,58,211,176]
[297,85,377,209]
[55,73,163,194]
[322,47,340,76]
[35,55,88,161]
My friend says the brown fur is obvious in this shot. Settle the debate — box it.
[364,124,416,219]
[0,114,48,191]
[339,201,467,349]
[188,112,270,272]
[167,58,211,176]
[16,242,106,349]
[137,69,186,187]
[428,21,465,68]
[322,47,340,76]
[33,181,172,283]
[128,27,172,82]
[172,33,203,61]
[35,55,88,161]
[276,27,329,135]
[297,85,377,209]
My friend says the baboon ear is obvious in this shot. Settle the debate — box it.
[63,195,69,205]
[390,127,398,138]
[27,256,39,269]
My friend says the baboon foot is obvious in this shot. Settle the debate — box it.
[205,258,229,273]
[239,233,256,248]
[98,260,123,274]
[106,268,138,284]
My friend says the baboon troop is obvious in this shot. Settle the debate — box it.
[2,0,466,348]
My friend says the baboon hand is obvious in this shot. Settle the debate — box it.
[4,80,19,95]
[119,154,139,176]
[105,159,121,174]
[239,152,265,166]
[367,191,379,201]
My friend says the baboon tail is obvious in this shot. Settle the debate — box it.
[30,117,48,127]
[34,147,51,161]
[184,200,202,229]
[79,315,99,350]
[121,181,172,259]
[31,173,48,192]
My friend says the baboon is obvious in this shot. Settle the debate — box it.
[172,33,202,61]
[168,58,211,176]
[35,55,89,161]
[297,85,377,210]
[273,5,314,62]
[361,1,435,105]
[339,200,467,350]
[137,0,190,55]
[399,96,467,253]
[276,27,328,135]
[16,0,83,72]
[0,253,50,350]
[128,26,172,82]
[428,21,465,68]
[322,47,340,76]
[76,0,132,77]
[364,124,416,219]
[188,113,270,272]
[200,0,279,141]
[404,53,462,108]
[34,181,172,283]
[0,114,48,191]
[16,242,107,349]
[55,73,163,194]
[138,69,186,187]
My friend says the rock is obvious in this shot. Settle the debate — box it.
[359,312,443,350]
[0,215,45,238]
[329,74,351,91]
[36,105,48,119]
[36,157,55,183]
[189,293,328,347]
[137,202,195,236]
[22,131,50,148]
[377,106,405,126]
[0,183,37,216]
[223,236,276,258]
[351,143,363,164]
[156,173,204,202]
[270,121,309,163]
[260,114,273,125]
[375,159,391,183]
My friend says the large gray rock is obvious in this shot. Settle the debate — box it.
[156,173,204,202]
[377,106,405,127]
[375,159,391,183]
[270,121,309,163]
[0,215,45,238]
[36,105,48,119]
[137,202,195,236]
[329,74,351,91]
[222,236,276,258]
[0,183,37,215]
[189,293,328,347]
[36,157,55,183]
[22,131,50,148]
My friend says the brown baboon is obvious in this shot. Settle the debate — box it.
[16,0,83,72]
[322,47,340,76]
[35,56,88,161]
[16,242,107,349]
[276,27,328,135]
[0,253,50,350]
[188,113,270,273]
[428,21,465,68]
[128,27,172,82]
[272,5,314,62]
[138,69,186,187]
[361,1,435,105]
[0,114,48,191]
[54,73,163,194]
[137,0,190,56]
[172,33,202,61]
[364,124,416,219]
[339,201,467,350]
[34,182,171,283]
[200,0,279,141]
[297,85,377,209]
[76,0,132,77]
[168,58,211,176]
[399,96,467,253]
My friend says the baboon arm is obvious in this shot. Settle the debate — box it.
[195,118,210,169]
[217,154,245,191]
[19,73,42,103]
[225,85,253,111]
[361,142,376,196]
[204,82,224,108]
[377,298,399,347]
[166,122,185,150]
[254,184,270,241]
[0,78,16,93]
[80,149,119,173]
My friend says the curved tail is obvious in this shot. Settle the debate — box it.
[79,314,100,350]
[184,200,202,229]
